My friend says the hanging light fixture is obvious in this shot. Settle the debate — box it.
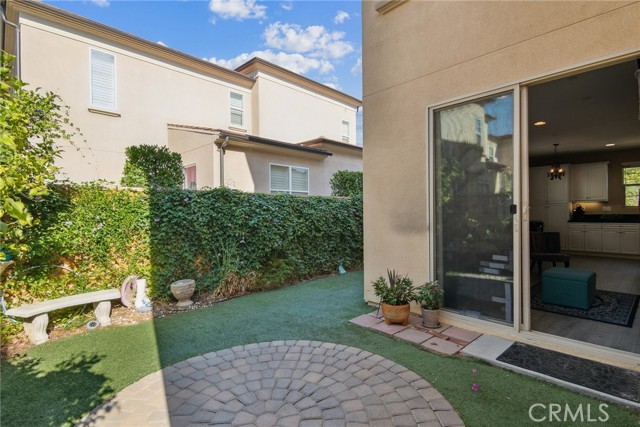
[547,143,565,180]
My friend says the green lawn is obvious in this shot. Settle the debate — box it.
[1,272,638,426]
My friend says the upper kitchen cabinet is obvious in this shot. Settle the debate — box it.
[570,162,608,201]
[530,165,570,204]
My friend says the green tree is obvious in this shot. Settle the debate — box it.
[330,170,363,197]
[0,52,77,258]
[120,144,183,190]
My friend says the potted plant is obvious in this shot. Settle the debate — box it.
[372,269,416,325]
[415,280,444,328]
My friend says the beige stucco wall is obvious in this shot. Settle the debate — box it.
[19,13,253,184]
[167,128,217,189]
[362,1,640,303]
[253,72,358,144]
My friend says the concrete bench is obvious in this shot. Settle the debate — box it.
[5,289,121,345]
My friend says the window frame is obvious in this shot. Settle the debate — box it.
[342,120,350,144]
[622,163,640,207]
[183,164,197,190]
[269,163,310,195]
[89,48,117,111]
[230,92,244,127]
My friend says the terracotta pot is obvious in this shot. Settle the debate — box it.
[421,307,440,328]
[381,302,411,325]
[170,279,195,307]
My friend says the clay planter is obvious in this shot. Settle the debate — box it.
[421,307,441,328]
[381,303,411,325]
[170,279,195,307]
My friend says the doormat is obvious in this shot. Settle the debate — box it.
[497,342,640,403]
[531,285,639,327]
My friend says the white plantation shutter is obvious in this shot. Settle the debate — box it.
[270,165,289,193]
[230,92,244,126]
[90,49,116,109]
[291,167,309,194]
[342,120,350,143]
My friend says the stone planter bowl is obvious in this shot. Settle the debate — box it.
[170,279,195,307]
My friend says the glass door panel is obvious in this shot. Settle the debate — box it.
[434,92,515,324]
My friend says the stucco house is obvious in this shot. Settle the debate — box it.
[1,0,361,195]
[363,0,640,369]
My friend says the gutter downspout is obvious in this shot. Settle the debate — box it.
[1,6,20,77]
[218,136,229,187]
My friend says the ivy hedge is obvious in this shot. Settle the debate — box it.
[4,184,362,310]
[330,170,363,197]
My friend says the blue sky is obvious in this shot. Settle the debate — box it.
[43,1,363,97]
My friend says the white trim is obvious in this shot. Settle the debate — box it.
[269,163,310,195]
[89,47,116,111]
[229,91,244,127]
[341,120,350,144]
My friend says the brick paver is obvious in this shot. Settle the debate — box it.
[77,341,463,426]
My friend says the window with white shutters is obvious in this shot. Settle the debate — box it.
[230,92,244,126]
[270,164,309,195]
[342,120,350,143]
[90,49,116,110]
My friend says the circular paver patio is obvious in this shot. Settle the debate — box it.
[78,340,463,427]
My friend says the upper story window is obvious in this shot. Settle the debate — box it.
[270,164,309,195]
[474,117,482,145]
[90,49,116,110]
[342,120,350,143]
[623,164,640,207]
[184,164,197,190]
[230,92,244,127]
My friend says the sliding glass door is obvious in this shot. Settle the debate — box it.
[433,91,517,325]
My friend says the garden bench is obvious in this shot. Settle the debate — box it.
[5,289,121,345]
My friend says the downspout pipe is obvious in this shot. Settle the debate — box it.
[1,6,20,77]
[218,136,229,188]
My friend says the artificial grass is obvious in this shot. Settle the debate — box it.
[1,272,638,426]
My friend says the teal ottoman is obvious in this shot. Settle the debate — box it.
[542,268,596,310]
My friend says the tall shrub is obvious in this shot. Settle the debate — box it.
[330,170,363,197]
[120,144,183,190]
[0,53,79,258]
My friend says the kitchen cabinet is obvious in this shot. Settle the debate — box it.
[530,165,569,204]
[570,162,608,201]
[602,224,640,255]
[567,223,602,252]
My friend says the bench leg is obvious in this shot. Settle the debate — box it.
[94,301,112,326]
[23,314,49,345]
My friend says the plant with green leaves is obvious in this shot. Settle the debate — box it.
[372,269,415,305]
[120,144,183,190]
[0,52,78,258]
[330,170,362,197]
[415,280,444,310]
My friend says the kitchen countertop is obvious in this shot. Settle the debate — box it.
[568,214,640,223]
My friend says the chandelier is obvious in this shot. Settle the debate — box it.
[547,144,565,180]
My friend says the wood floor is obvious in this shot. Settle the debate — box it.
[530,254,640,354]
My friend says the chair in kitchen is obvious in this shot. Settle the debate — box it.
[530,232,570,275]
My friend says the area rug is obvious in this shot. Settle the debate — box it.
[530,285,639,327]
[497,342,640,403]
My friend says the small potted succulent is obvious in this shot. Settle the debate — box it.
[415,280,444,328]
[372,269,416,325]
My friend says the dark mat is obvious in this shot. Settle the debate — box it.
[497,342,640,403]
[531,285,639,327]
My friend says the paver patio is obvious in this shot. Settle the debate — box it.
[78,340,464,427]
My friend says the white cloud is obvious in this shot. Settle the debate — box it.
[323,82,341,90]
[91,0,110,7]
[208,0,267,22]
[281,2,293,11]
[334,11,350,24]
[263,22,353,60]
[208,50,334,76]
[157,41,167,47]
[351,57,362,76]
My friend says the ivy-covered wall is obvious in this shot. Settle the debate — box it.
[5,185,362,307]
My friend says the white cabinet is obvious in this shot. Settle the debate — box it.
[601,224,640,255]
[570,162,608,201]
[567,223,602,252]
[530,165,569,204]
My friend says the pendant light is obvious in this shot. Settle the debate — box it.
[547,144,565,180]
